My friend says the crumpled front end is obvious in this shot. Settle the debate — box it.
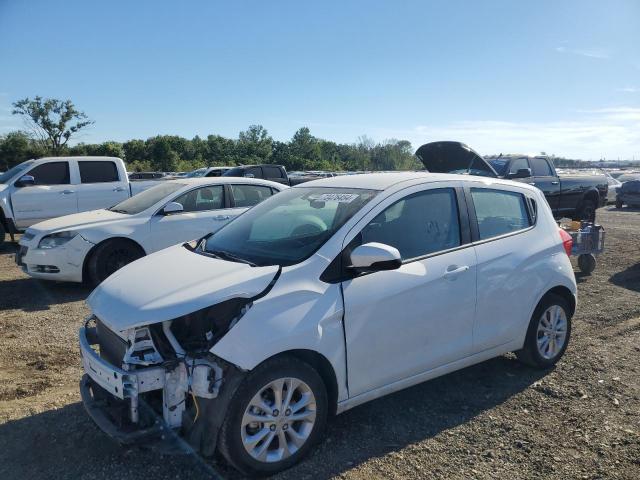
[79,306,249,451]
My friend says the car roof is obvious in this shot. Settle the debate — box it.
[36,156,123,162]
[294,171,540,193]
[163,177,288,189]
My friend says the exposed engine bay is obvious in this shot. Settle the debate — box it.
[79,295,255,453]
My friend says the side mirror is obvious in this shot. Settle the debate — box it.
[162,202,184,215]
[349,242,402,272]
[509,168,532,179]
[15,175,35,187]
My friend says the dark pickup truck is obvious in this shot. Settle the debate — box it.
[222,164,316,186]
[416,141,608,221]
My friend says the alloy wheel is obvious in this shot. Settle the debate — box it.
[536,305,568,360]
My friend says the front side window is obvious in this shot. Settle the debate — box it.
[203,187,378,266]
[79,161,119,183]
[231,184,273,207]
[360,188,461,260]
[109,182,186,215]
[174,185,223,212]
[471,188,531,240]
[508,158,529,175]
[529,157,553,176]
[263,166,283,179]
[27,162,70,185]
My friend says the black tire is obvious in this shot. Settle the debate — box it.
[218,356,328,477]
[578,254,596,275]
[87,239,145,285]
[516,293,572,368]
[615,200,623,209]
[575,199,597,222]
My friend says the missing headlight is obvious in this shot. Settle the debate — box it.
[163,298,252,355]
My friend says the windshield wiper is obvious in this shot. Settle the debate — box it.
[207,250,257,266]
[109,208,129,214]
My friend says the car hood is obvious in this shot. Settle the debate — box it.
[27,209,129,235]
[87,243,280,332]
[415,141,498,177]
[0,184,8,194]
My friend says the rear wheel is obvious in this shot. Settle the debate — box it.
[0,221,5,249]
[87,239,144,285]
[516,293,572,368]
[615,199,623,209]
[218,356,328,476]
[576,199,597,222]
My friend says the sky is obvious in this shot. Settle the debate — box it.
[0,0,639,160]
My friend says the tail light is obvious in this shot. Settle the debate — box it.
[558,228,573,256]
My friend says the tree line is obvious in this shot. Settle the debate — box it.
[0,97,421,173]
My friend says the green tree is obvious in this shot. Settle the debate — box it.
[12,96,93,155]
[237,125,273,163]
[0,131,46,170]
[206,134,236,166]
[123,139,146,163]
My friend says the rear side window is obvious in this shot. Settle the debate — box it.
[27,162,70,185]
[530,158,553,176]
[263,166,284,179]
[471,188,531,240]
[360,188,461,260]
[231,184,274,207]
[79,161,119,183]
[245,167,262,178]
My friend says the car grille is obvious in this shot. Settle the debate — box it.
[96,318,128,367]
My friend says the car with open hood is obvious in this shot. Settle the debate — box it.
[16,177,286,284]
[79,170,577,476]
[416,141,608,221]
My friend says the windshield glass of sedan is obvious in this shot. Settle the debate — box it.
[109,182,186,214]
[203,187,378,266]
[0,161,33,184]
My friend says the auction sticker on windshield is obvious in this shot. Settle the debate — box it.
[308,193,360,203]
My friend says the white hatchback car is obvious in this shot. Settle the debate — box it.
[16,177,286,284]
[79,172,576,476]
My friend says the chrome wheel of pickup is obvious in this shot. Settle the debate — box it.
[240,377,317,463]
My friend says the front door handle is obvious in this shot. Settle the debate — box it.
[551,181,559,185]
[60,190,75,195]
[113,186,126,192]
[213,215,231,221]
[443,265,470,280]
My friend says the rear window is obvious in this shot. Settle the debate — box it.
[471,188,532,240]
[79,161,119,183]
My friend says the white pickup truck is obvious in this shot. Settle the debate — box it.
[0,156,156,247]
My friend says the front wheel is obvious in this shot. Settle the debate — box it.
[0,221,6,250]
[87,239,144,285]
[516,293,572,368]
[218,356,328,476]
[615,200,623,209]
[576,199,597,222]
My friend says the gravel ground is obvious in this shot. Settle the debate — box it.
[0,207,639,480]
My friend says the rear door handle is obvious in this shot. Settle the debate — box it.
[213,215,231,221]
[60,190,75,195]
[443,265,470,280]
[551,181,559,185]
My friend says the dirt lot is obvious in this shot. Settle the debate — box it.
[0,207,639,480]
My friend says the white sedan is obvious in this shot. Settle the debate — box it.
[16,177,286,284]
[79,143,577,475]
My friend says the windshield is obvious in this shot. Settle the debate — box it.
[109,182,186,215]
[203,187,378,266]
[186,168,207,178]
[0,161,33,184]
[223,167,245,177]
[487,159,509,176]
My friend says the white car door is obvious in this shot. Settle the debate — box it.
[341,183,477,397]
[11,161,78,228]
[76,160,129,211]
[465,185,537,351]
[149,184,233,252]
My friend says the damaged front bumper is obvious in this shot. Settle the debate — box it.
[79,325,170,443]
